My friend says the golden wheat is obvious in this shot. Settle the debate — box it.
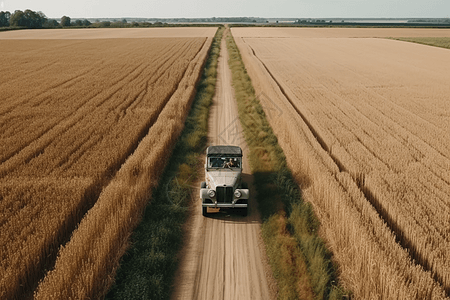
[233,27,450,299]
[33,36,213,299]
[0,29,214,300]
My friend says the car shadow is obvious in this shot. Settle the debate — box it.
[203,208,260,224]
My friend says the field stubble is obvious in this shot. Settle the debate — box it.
[233,27,450,299]
[0,30,214,300]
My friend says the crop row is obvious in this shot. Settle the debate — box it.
[0,36,212,299]
[234,33,450,298]
[33,35,213,300]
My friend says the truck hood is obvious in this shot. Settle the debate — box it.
[207,170,240,189]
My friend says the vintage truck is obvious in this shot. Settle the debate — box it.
[200,145,249,216]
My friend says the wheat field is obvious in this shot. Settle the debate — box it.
[233,27,450,299]
[0,28,214,299]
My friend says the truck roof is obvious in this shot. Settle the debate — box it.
[206,145,242,157]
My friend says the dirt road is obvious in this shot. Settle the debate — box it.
[170,29,276,300]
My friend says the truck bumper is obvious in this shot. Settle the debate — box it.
[202,203,248,209]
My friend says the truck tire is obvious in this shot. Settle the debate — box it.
[241,182,248,189]
[201,181,206,188]
[202,207,208,216]
[240,207,248,217]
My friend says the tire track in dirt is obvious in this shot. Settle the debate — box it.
[170,29,276,300]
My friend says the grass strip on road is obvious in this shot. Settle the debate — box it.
[226,31,348,299]
[104,26,224,300]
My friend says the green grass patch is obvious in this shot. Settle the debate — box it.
[391,37,450,50]
[0,26,27,32]
[226,32,347,299]
[105,25,224,300]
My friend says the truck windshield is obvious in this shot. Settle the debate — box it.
[208,157,241,168]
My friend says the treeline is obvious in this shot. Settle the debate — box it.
[0,9,95,29]
[408,18,450,23]
[0,9,204,29]
[0,9,158,29]
[0,10,49,28]
[0,9,265,30]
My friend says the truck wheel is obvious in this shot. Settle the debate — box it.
[201,181,206,188]
[241,182,248,189]
[202,207,208,216]
[240,208,248,217]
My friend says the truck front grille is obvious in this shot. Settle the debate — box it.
[216,186,233,203]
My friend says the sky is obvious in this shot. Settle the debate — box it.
[1,0,449,19]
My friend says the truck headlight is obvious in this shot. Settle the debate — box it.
[234,190,242,198]
[208,189,216,198]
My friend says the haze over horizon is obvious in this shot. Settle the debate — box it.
[1,0,448,19]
